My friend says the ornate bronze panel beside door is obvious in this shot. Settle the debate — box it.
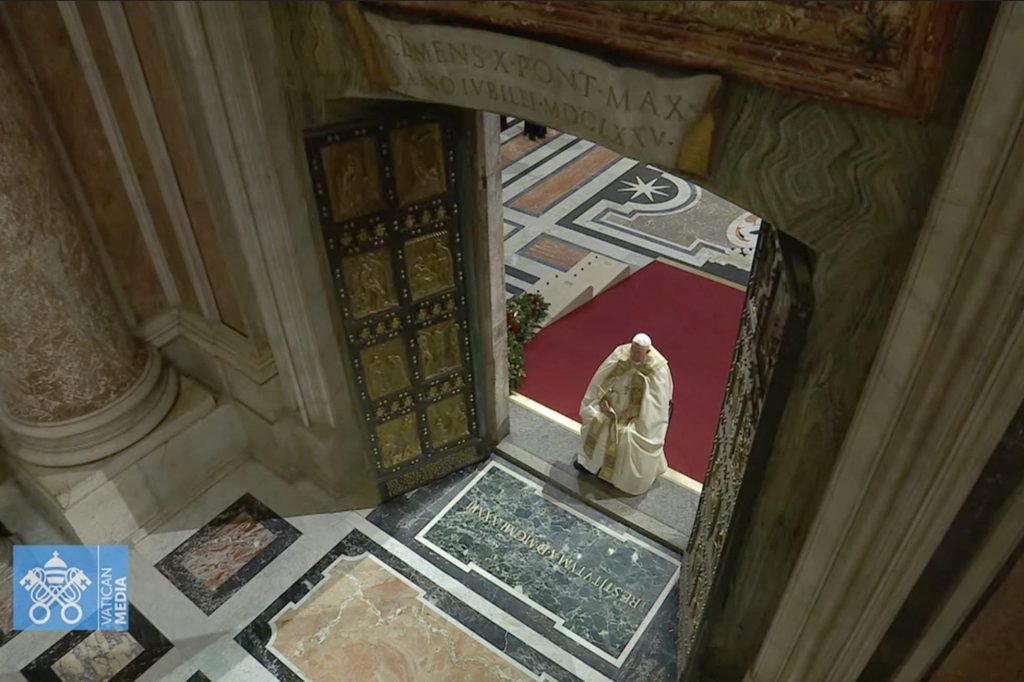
[682,224,813,677]
[305,110,485,500]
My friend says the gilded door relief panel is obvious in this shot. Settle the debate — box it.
[417,319,461,379]
[390,122,447,206]
[351,311,403,347]
[340,248,398,319]
[376,412,422,469]
[331,220,390,253]
[401,201,454,232]
[404,232,455,301]
[308,114,484,499]
[425,372,466,404]
[320,135,387,223]
[414,291,459,324]
[360,338,411,400]
[371,394,416,426]
[426,395,470,449]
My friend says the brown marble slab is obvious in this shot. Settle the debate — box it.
[270,554,534,681]
[155,494,301,615]
[518,234,590,271]
[509,145,619,215]
[179,512,277,591]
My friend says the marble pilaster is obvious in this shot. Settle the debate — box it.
[0,35,176,466]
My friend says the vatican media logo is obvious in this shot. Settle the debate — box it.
[12,545,129,631]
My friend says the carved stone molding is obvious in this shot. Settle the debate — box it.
[0,28,177,466]
[749,4,1024,680]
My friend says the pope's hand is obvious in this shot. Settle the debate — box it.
[599,399,612,414]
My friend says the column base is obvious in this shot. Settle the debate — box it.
[2,347,179,467]
[3,378,248,544]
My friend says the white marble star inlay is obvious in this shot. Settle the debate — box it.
[619,175,671,202]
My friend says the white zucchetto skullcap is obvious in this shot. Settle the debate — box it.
[632,333,652,348]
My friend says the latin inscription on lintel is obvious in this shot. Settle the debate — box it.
[353,11,721,168]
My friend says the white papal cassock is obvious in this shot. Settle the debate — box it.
[576,344,673,495]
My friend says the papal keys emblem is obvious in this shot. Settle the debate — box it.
[19,550,93,625]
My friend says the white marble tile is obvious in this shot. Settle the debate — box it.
[136,405,248,510]
[0,628,66,678]
[501,132,577,184]
[499,119,524,144]
[127,462,368,682]
[147,638,279,682]
[65,464,161,545]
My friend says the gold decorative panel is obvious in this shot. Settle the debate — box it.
[404,233,454,301]
[426,395,469,449]
[417,320,461,379]
[376,412,422,469]
[341,248,398,318]
[307,111,483,501]
[321,136,385,222]
[391,122,446,205]
[360,338,411,400]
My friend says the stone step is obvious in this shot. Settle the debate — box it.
[529,253,631,327]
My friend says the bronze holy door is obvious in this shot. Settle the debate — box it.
[683,225,813,678]
[305,108,486,501]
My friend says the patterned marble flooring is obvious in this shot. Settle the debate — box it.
[0,458,682,681]
[499,119,760,297]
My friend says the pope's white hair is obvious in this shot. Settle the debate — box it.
[632,333,652,348]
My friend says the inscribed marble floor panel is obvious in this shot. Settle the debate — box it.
[3,453,684,681]
[368,456,682,681]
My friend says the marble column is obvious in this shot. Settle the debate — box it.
[0,35,177,467]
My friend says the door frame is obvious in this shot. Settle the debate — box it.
[154,2,1024,680]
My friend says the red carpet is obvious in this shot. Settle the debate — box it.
[518,262,746,483]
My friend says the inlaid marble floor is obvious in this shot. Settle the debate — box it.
[0,457,682,681]
[500,119,760,297]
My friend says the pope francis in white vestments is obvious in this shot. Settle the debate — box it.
[576,333,673,495]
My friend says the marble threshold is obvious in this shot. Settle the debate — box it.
[499,394,700,553]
